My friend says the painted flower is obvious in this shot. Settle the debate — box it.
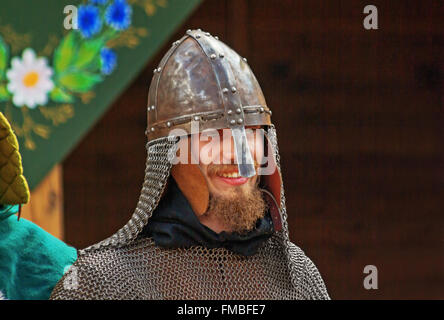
[6,48,54,108]
[78,5,102,38]
[105,0,132,31]
[100,47,117,75]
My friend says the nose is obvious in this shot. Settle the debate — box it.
[220,130,236,164]
[219,128,258,169]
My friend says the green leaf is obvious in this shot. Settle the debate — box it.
[50,86,74,103]
[73,38,104,69]
[0,36,9,80]
[58,72,101,93]
[0,85,10,102]
[88,55,102,73]
[53,32,76,73]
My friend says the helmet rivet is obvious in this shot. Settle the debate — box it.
[269,110,272,116]
[210,53,216,59]
[151,105,155,110]
[167,121,171,127]
[153,68,157,74]
[236,108,241,114]
[222,88,229,93]
[187,29,191,33]
[157,67,162,73]
[198,28,202,32]
[243,57,247,62]
[214,36,219,40]
[227,110,233,115]
[259,107,264,113]
[150,127,155,132]
[219,53,224,58]
[205,32,210,36]
[230,119,236,125]
[231,86,237,93]
[196,34,201,39]
[237,118,243,124]
[194,116,200,121]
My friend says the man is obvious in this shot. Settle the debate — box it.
[50,29,329,300]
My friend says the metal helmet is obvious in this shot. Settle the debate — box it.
[147,29,272,178]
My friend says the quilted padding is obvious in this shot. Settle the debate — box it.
[0,112,29,205]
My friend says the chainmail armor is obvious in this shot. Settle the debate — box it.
[50,126,330,300]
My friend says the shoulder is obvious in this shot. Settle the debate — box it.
[287,242,330,300]
[50,239,152,300]
[50,245,117,300]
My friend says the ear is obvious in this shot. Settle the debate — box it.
[171,163,209,216]
[260,133,282,208]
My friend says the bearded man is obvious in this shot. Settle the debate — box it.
[50,29,330,300]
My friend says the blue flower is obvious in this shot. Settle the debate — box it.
[100,47,117,75]
[105,0,132,31]
[78,5,102,38]
[90,0,108,4]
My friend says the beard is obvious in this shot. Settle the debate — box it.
[205,184,267,234]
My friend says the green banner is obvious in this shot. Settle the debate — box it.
[0,0,202,190]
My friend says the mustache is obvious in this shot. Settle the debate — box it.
[207,163,260,176]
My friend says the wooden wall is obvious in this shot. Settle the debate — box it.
[63,0,444,299]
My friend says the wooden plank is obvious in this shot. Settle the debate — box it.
[20,165,64,240]
[226,0,248,55]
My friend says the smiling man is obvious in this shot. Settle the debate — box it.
[172,126,267,235]
[50,29,329,300]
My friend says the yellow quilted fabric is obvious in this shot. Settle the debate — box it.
[0,112,30,204]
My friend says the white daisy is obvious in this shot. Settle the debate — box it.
[6,48,54,108]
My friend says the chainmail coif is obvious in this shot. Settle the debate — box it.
[50,126,330,300]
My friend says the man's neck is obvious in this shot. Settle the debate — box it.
[197,212,230,234]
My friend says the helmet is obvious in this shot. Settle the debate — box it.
[147,29,272,178]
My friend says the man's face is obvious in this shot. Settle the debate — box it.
[195,126,264,198]
[190,126,267,234]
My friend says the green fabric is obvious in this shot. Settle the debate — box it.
[0,205,77,299]
[0,204,18,221]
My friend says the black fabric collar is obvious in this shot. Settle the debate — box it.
[141,178,274,256]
